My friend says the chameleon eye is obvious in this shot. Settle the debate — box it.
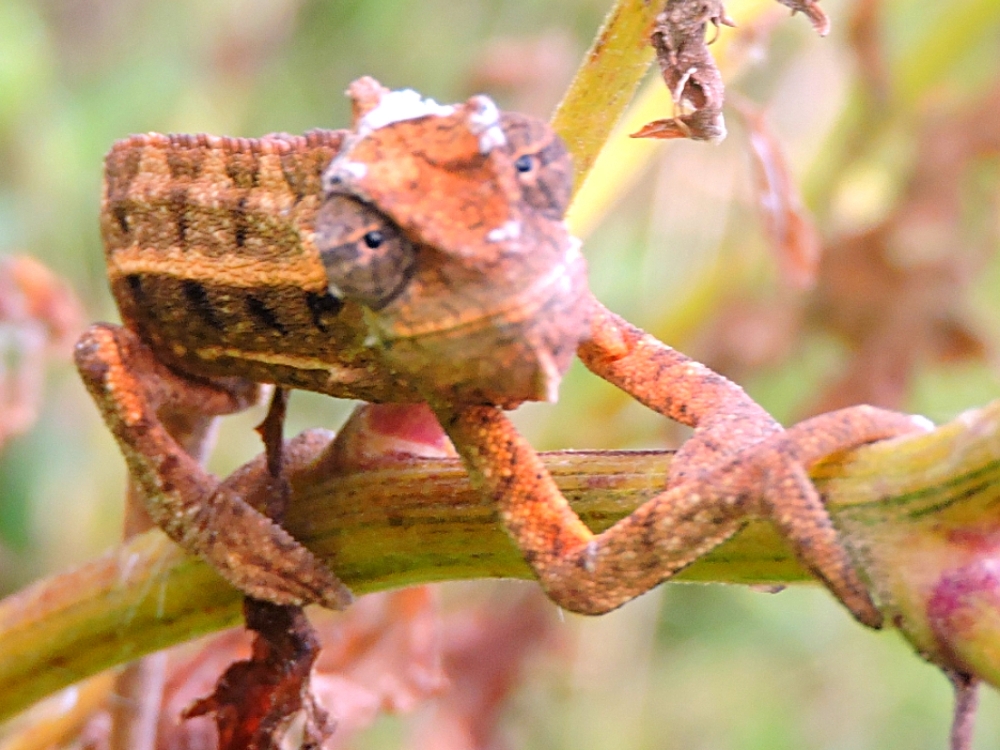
[314,196,417,311]
[363,230,384,249]
[500,112,572,219]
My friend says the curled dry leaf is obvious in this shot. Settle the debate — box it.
[174,402,455,750]
[101,589,445,750]
[184,388,334,750]
[311,588,448,747]
[635,0,831,142]
[253,386,293,519]
[135,587,556,750]
[153,630,253,750]
[182,601,332,750]
[634,0,732,142]
[270,407,451,749]
[735,98,822,289]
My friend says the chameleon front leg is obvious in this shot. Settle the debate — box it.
[436,300,927,626]
[578,299,781,479]
[74,323,352,609]
[579,299,936,624]
[439,403,920,625]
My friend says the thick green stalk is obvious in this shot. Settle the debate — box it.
[1,400,999,721]
[549,0,658,193]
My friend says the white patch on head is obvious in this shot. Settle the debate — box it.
[338,161,367,180]
[358,89,455,136]
[486,219,521,243]
[466,95,506,154]
[910,414,936,432]
[324,158,369,191]
[324,88,456,193]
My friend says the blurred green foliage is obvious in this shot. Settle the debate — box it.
[0,0,998,747]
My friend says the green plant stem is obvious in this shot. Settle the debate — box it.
[2,400,1000,721]
[549,0,659,193]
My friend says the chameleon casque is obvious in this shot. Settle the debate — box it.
[75,76,925,626]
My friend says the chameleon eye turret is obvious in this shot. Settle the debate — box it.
[498,112,572,219]
[314,194,417,310]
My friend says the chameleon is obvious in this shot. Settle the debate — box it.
[75,76,926,625]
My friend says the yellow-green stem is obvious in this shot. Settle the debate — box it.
[1,400,999,721]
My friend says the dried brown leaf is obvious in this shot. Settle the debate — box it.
[636,0,832,142]
[154,631,252,750]
[146,589,445,749]
[631,109,726,140]
[737,100,822,288]
[253,387,292,519]
[635,0,732,142]
[183,600,332,750]
[180,390,328,750]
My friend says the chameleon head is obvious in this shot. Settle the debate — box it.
[313,78,590,408]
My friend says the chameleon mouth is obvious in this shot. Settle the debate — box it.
[367,238,590,406]
[372,236,586,341]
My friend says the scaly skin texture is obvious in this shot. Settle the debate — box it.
[77,76,925,623]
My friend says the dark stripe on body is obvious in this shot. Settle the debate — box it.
[182,279,223,330]
[246,295,288,335]
[305,290,343,332]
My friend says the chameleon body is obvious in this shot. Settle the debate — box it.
[77,77,924,623]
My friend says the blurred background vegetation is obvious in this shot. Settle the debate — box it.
[0,0,998,747]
